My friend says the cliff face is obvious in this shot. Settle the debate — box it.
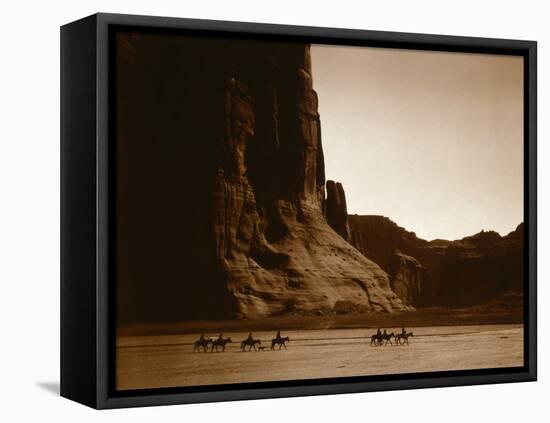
[348,215,429,274]
[213,44,409,318]
[348,215,524,308]
[347,215,434,306]
[389,251,429,306]
[115,34,408,324]
[436,225,524,306]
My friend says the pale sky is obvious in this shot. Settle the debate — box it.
[311,45,523,241]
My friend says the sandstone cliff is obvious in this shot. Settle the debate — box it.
[213,44,408,318]
[348,215,524,308]
[115,34,408,324]
[435,225,524,307]
[388,251,429,306]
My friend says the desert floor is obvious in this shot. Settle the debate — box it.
[116,324,523,390]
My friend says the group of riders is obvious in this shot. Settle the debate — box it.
[371,327,414,346]
[193,330,290,352]
[193,327,413,352]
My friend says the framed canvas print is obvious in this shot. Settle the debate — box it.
[60,13,537,409]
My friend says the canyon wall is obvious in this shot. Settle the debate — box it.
[213,43,409,318]
[388,251,429,306]
[115,34,408,324]
[348,215,524,308]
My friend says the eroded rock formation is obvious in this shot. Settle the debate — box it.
[213,44,409,318]
[436,225,524,307]
[389,251,428,306]
[325,180,351,241]
[348,215,524,308]
[115,34,408,324]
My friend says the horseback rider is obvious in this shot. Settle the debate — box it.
[401,326,406,335]
[199,333,205,341]
[271,330,289,350]
[246,332,253,341]
[377,328,381,336]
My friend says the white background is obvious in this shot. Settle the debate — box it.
[0,0,546,421]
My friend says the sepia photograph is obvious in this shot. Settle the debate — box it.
[113,30,525,391]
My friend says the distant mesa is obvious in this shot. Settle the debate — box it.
[347,215,524,308]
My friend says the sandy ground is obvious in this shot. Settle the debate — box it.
[116,324,523,390]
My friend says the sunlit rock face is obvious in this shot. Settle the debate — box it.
[213,43,408,318]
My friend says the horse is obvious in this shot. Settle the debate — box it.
[241,338,261,351]
[193,337,212,352]
[371,332,394,346]
[271,336,290,350]
[381,332,395,346]
[370,333,383,346]
[211,336,232,352]
[395,331,413,345]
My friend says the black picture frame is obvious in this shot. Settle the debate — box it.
[60,12,537,409]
